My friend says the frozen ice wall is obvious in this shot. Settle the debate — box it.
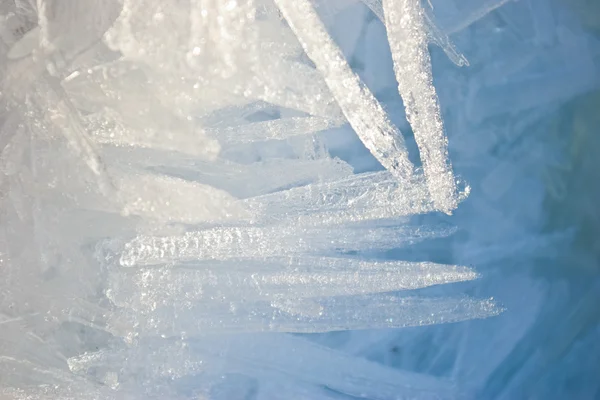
[0,0,598,399]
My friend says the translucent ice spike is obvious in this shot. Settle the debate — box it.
[107,293,500,336]
[245,171,435,225]
[273,0,414,183]
[143,156,354,199]
[106,258,478,312]
[382,0,458,213]
[113,224,456,267]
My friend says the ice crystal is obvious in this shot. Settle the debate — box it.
[0,0,518,398]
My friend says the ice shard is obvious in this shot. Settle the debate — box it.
[382,0,459,213]
[110,224,456,267]
[273,0,415,183]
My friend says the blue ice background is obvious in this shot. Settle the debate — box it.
[305,1,600,398]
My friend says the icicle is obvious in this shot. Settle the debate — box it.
[273,0,415,183]
[106,257,478,310]
[245,171,436,225]
[382,0,459,213]
[111,224,456,267]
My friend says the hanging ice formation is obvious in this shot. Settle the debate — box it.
[0,0,500,398]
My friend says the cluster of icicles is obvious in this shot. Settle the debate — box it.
[0,0,501,398]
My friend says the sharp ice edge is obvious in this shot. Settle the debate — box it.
[106,257,479,311]
[383,0,459,214]
[100,257,491,336]
[322,0,462,212]
[110,224,457,267]
[244,171,436,224]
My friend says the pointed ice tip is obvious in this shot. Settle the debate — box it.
[433,176,470,214]
[433,195,459,215]
[482,297,506,317]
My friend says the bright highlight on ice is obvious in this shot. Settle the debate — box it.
[0,0,504,398]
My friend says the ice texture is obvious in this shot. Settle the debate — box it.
[7,0,584,398]
[273,0,415,183]
[382,0,458,213]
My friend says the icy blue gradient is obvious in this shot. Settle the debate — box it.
[310,0,600,398]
